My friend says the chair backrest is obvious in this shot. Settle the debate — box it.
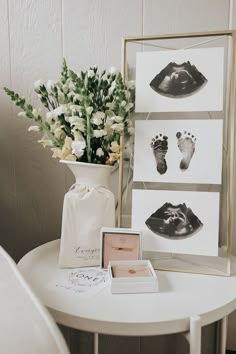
[0,246,70,354]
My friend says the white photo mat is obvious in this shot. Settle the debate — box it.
[132,189,220,256]
[135,47,224,112]
[133,119,223,184]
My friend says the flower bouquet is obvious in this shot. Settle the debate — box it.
[4,60,135,268]
[4,60,134,165]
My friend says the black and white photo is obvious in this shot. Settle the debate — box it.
[149,61,208,98]
[135,47,224,112]
[132,190,220,256]
[145,202,203,239]
[133,119,223,184]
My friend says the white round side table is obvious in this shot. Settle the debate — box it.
[18,240,236,354]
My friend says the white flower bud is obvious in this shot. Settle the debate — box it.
[28,125,40,132]
[109,67,117,75]
[71,139,86,158]
[46,80,55,92]
[96,148,104,157]
[86,107,93,115]
[32,108,40,117]
[93,129,107,138]
[34,79,43,90]
[87,70,95,78]
[18,112,27,118]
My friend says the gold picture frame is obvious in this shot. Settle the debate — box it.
[118,30,236,276]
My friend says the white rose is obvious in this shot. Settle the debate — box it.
[96,148,104,157]
[71,139,86,158]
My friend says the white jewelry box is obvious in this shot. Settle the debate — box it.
[100,227,142,269]
[108,260,159,294]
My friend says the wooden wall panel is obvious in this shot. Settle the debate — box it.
[7,0,65,261]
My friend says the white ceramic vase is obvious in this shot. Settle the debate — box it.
[59,160,116,268]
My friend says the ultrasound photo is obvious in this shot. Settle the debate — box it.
[135,47,224,112]
[132,189,220,256]
[150,61,207,98]
[145,202,203,239]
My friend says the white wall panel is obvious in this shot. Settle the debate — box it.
[62,0,143,71]
[230,0,236,28]
[0,0,235,352]
[7,0,65,260]
[0,0,17,258]
[143,0,229,34]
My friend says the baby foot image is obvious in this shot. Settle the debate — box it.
[150,134,168,175]
[176,131,196,171]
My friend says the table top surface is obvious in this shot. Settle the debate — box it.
[18,240,236,336]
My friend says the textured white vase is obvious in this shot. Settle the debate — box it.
[59,160,116,268]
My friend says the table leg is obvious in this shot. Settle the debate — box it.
[189,316,201,354]
[94,333,99,354]
[216,317,227,354]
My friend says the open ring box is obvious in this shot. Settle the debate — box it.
[108,260,159,294]
[100,227,142,269]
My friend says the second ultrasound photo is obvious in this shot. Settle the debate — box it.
[132,189,220,256]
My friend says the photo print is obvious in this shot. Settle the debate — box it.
[133,119,223,184]
[135,47,224,112]
[145,202,203,239]
[132,189,220,256]
[149,61,207,98]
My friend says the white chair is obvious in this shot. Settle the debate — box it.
[0,246,70,354]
